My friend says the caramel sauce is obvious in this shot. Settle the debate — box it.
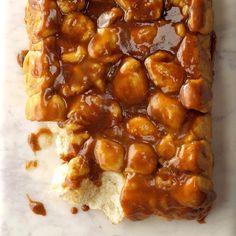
[79,137,103,186]
[28,128,53,152]
[81,204,90,212]
[71,207,78,214]
[27,194,47,216]
[28,133,41,152]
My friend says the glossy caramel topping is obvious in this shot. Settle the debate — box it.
[23,0,215,222]
[27,194,47,216]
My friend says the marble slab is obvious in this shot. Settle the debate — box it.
[0,0,236,235]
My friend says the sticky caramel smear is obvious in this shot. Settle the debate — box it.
[17,50,28,67]
[28,133,41,152]
[25,160,38,170]
[26,194,47,216]
[28,128,53,152]
[71,207,78,214]
[81,204,90,212]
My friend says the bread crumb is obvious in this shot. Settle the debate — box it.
[25,160,38,170]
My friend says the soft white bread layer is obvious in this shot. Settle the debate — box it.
[51,163,125,224]
[48,124,125,223]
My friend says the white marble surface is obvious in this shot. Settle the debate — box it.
[0,0,236,235]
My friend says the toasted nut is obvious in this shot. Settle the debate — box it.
[88,28,122,63]
[177,34,212,82]
[61,46,87,63]
[147,92,186,130]
[126,143,157,175]
[126,117,157,138]
[115,0,163,22]
[156,134,176,161]
[67,156,89,180]
[131,25,157,45]
[188,0,213,34]
[180,79,212,113]
[172,176,213,208]
[57,0,85,13]
[94,138,125,172]
[191,115,212,141]
[26,93,66,121]
[113,57,148,105]
[97,7,123,28]
[62,13,95,42]
[168,141,213,175]
[175,23,186,37]
[145,51,185,93]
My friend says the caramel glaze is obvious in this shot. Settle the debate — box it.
[27,194,47,216]
[28,128,53,152]
[25,0,216,222]
[28,133,41,152]
[85,0,116,22]
[71,207,78,214]
[121,169,215,221]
